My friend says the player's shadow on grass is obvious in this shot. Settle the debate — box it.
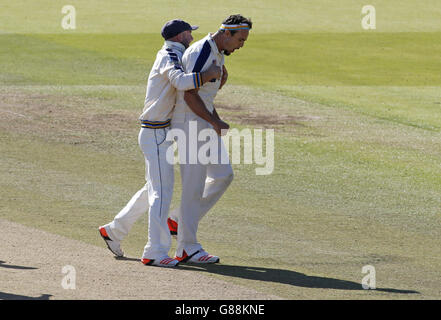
[179,264,419,294]
[0,260,38,270]
[0,292,52,300]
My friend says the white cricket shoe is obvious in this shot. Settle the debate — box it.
[175,249,220,264]
[98,226,124,257]
[141,256,180,268]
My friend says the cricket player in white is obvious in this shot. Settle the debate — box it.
[169,15,252,264]
[98,20,221,267]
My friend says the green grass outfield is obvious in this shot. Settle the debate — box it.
[1,0,441,299]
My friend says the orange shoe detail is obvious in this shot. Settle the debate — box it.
[174,250,188,262]
[167,218,178,235]
[141,259,154,265]
[99,227,110,240]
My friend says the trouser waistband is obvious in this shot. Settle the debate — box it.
[140,119,171,129]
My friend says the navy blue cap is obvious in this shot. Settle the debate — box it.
[161,19,198,40]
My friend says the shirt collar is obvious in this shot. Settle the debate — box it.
[164,40,186,54]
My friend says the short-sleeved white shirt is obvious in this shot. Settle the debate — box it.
[173,33,224,122]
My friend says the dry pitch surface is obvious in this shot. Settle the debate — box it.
[0,218,280,300]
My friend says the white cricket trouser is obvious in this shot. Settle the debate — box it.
[170,114,234,257]
[104,127,174,259]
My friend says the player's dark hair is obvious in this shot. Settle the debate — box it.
[221,14,252,35]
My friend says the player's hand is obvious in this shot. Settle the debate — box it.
[212,119,230,136]
[219,65,228,89]
[206,60,221,81]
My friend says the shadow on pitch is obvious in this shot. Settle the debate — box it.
[114,256,140,262]
[0,292,52,300]
[0,260,38,270]
[178,264,419,294]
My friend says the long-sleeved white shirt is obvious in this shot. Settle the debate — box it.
[139,41,202,123]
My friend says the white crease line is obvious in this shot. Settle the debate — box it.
[0,109,32,119]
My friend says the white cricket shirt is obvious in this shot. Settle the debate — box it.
[172,33,224,123]
[139,41,203,124]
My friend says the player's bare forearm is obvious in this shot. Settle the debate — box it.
[184,90,217,124]
[184,90,229,135]
[212,107,221,120]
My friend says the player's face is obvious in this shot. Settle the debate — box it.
[179,30,194,48]
[223,29,249,55]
